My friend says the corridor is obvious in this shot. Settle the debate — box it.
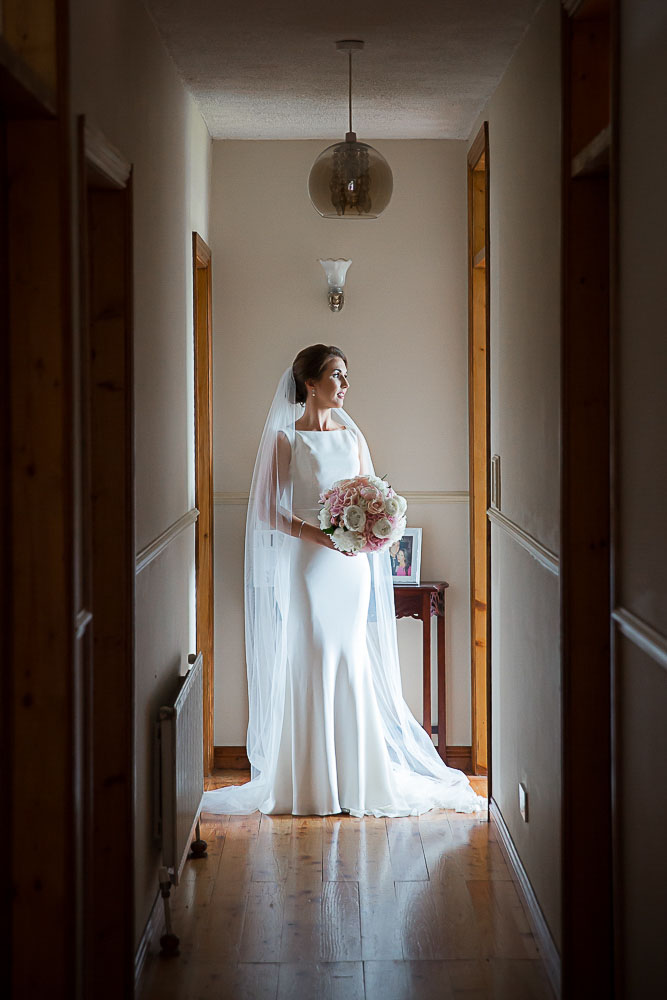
[4,0,666,996]
[140,772,553,999]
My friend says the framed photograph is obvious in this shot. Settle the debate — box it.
[390,528,422,586]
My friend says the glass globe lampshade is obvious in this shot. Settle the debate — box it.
[308,134,393,219]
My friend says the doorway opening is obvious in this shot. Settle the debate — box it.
[467,122,491,781]
[192,233,215,776]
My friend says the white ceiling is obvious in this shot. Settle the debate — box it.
[143,0,543,140]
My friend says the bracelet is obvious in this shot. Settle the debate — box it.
[297,518,305,538]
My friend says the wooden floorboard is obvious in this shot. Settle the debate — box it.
[140,769,555,999]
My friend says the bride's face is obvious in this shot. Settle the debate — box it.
[309,356,349,409]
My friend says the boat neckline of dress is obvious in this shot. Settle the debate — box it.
[294,425,349,433]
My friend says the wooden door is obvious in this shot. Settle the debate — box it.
[78,118,135,998]
[467,123,491,778]
[193,233,215,775]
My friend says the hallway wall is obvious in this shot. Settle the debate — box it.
[70,0,212,947]
[467,0,562,953]
[209,139,474,750]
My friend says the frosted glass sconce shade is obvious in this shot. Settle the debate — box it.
[319,258,351,312]
[309,138,393,219]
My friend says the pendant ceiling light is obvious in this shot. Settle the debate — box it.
[308,40,393,220]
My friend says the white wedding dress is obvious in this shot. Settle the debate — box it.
[252,425,485,817]
[200,385,487,818]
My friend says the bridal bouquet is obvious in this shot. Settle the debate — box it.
[318,474,408,555]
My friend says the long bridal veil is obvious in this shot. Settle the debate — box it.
[201,365,487,815]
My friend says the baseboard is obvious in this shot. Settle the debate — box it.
[214,745,251,769]
[489,796,561,998]
[442,744,473,774]
[134,888,165,995]
[214,743,475,774]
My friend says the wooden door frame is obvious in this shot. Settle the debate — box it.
[560,1,614,993]
[3,1,80,991]
[467,122,491,785]
[193,232,215,775]
[77,116,135,997]
[0,108,10,991]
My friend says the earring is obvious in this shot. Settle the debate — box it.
[312,391,315,396]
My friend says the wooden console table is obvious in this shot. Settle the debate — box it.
[393,581,449,762]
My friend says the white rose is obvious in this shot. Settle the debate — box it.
[368,475,390,494]
[343,504,366,531]
[318,506,333,530]
[371,517,394,539]
[389,515,407,541]
[383,497,400,518]
[396,493,408,516]
[332,527,364,553]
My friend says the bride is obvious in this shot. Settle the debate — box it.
[201,345,487,817]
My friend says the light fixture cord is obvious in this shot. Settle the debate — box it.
[348,50,353,133]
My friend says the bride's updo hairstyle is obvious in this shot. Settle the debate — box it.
[291,344,348,404]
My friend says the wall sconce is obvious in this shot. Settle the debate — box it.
[319,258,351,312]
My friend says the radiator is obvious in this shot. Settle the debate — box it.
[154,651,205,887]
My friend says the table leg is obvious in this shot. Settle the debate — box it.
[437,607,446,762]
[422,592,432,735]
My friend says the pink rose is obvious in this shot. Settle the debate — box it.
[366,498,385,516]
[362,533,388,553]
[329,499,345,518]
